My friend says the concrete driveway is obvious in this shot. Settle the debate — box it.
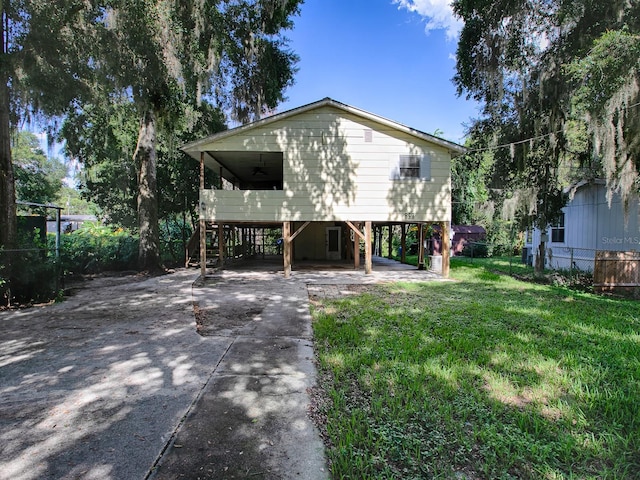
[0,259,441,480]
[1,270,233,480]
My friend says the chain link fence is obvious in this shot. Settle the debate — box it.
[544,246,597,274]
[460,241,599,278]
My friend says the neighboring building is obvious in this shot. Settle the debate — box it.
[525,180,640,271]
[182,98,465,277]
[46,214,98,234]
[430,224,486,256]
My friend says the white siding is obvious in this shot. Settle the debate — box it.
[529,183,640,271]
[199,106,452,223]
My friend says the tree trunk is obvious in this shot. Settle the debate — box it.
[135,109,162,272]
[0,10,17,255]
[535,239,546,275]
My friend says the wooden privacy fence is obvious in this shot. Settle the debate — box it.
[594,250,640,297]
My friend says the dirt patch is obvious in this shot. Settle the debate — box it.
[194,302,264,336]
[307,283,379,301]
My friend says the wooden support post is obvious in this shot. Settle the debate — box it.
[231,225,236,259]
[401,224,407,264]
[344,221,365,268]
[199,152,206,277]
[387,224,393,259]
[365,221,372,274]
[417,223,425,270]
[200,219,206,277]
[377,225,382,256]
[442,221,451,278]
[354,223,360,269]
[283,221,292,278]
[252,228,256,256]
[218,223,225,268]
[371,225,375,256]
[199,152,205,190]
[244,228,248,256]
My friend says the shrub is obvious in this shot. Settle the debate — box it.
[1,228,61,306]
[1,223,139,306]
[53,222,138,275]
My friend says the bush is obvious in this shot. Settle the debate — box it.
[1,223,139,306]
[5,252,61,305]
[1,229,61,306]
[53,222,138,275]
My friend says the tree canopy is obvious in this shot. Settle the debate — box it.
[1,0,102,250]
[1,0,302,274]
[75,0,301,271]
[12,131,66,209]
[453,0,640,228]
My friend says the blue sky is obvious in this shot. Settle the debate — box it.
[277,0,479,144]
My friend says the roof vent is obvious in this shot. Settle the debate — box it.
[364,129,372,143]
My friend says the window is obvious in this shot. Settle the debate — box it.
[399,155,420,178]
[525,229,533,244]
[551,213,565,243]
[390,155,430,180]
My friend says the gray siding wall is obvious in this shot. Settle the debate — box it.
[527,183,640,271]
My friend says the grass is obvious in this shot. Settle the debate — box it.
[311,257,640,479]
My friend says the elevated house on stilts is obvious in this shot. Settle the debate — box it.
[182,98,464,278]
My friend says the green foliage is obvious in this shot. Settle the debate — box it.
[63,98,225,230]
[1,221,140,305]
[63,100,140,229]
[451,145,491,226]
[568,30,640,114]
[158,216,192,266]
[1,225,60,306]
[567,29,640,202]
[485,218,520,257]
[1,0,106,252]
[55,223,138,275]
[453,0,640,230]
[12,131,67,209]
[57,185,98,216]
[312,261,640,478]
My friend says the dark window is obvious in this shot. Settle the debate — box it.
[399,155,421,178]
[551,214,565,243]
[390,155,431,180]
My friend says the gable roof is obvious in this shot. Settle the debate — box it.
[181,97,466,156]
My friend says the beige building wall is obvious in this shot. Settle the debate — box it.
[292,222,337,261]
[198,105,452,223]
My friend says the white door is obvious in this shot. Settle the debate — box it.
[326,227,341,260]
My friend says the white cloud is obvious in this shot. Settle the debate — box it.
[394,0,463,41]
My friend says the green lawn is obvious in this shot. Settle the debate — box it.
[311,257,640,479]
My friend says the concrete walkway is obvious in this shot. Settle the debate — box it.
[150,269,329,479]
